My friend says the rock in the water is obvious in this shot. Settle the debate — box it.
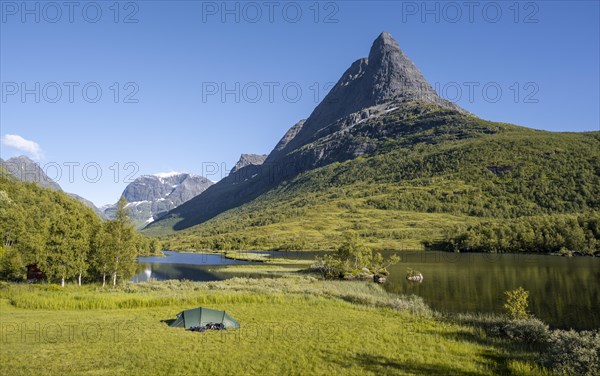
[374,275,387,283]
[407,273,424,282]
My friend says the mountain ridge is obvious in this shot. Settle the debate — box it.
[143,32,599,248]
[266,32,465,162]
[103,172,213,228]
[143,32,483,232]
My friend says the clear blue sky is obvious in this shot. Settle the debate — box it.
[1,0,598,206]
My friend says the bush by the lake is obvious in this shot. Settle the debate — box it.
[312,232,400,280]
[454,313,549,345]
[502,318,551,344]
[504,287,530,319]
[455,311,600,375]
[540,329,600,376]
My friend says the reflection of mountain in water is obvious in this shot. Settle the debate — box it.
[137,250,250,265]
[132,251,255,283]
[131,268,153,283]
[132,263,231,282]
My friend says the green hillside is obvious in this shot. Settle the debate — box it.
[148,107,600,252]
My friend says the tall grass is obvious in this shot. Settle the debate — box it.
[0,278,430,314]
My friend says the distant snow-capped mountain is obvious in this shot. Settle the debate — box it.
[103,173,213,228]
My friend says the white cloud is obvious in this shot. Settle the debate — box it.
[1,134,43,159]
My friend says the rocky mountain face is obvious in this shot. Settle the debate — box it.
[146,32,470,232]
[266,32,465,162]
[1,155,106,218]
[230,154,267,175]
[1,156,62,191]
[104,173,213,228]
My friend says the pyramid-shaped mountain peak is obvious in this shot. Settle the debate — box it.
[267,32,465,161]
[369,31,401,55]
[365,31,461,108]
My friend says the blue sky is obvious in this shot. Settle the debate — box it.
[1,0,599,206]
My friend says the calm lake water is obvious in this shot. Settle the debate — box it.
[382,251,600,331]
[132,251,250,283]
[134,250,600,330]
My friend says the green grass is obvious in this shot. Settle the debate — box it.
[0,279,548,375]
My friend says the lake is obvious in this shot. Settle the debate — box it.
[132,251,251,283]
[134,250,600,330]
[382,251,600,331]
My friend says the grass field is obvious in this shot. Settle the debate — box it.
[0,278,548,376]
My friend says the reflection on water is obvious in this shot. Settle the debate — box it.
[131,251,250,283]
[132,263,235,283]
[136,251,250,266]
[133,250,600,330]
[384,251,600,330]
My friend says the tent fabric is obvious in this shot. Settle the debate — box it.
[169,307,240,329]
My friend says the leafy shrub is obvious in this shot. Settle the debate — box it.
[500,318,550,344]
[454,313,549,345]
[504,287,530,319]
[312,232,399,280]
[540,329,600,376]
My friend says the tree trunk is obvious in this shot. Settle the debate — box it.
[113,256,119,286]
[102,273,106,287]
[78,273,82,286]
[61,277,65,287]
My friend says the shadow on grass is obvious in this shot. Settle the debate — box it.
[160,319,176,326]
[322,350,484,375]
[421,328,540,375]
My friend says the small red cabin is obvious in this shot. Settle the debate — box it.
[26,263,44,281]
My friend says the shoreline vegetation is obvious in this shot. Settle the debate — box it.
[164,247,599,259]
[1,275,598,375]
[221,251,312,265]
[158,212,599,257]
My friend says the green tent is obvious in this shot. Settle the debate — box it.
[169,307,240,329]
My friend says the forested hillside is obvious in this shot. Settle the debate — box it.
[155,109,600,252]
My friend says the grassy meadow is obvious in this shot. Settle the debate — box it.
[0,277,550,376]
